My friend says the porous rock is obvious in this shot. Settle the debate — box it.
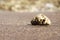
[31,14,51,25]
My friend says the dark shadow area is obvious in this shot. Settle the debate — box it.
[27,24,49,27]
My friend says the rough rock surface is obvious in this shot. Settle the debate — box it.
[31,14,51,25]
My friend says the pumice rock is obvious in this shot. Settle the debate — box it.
[31,14,51,25]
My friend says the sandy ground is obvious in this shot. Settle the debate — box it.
[0,10,60,40]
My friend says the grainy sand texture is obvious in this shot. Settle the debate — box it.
[0,10,60,40]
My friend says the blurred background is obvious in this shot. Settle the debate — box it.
[0,0,60,12]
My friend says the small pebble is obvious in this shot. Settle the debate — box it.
[31,14,51,25]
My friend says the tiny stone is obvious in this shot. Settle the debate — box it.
[31,14,51,25]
